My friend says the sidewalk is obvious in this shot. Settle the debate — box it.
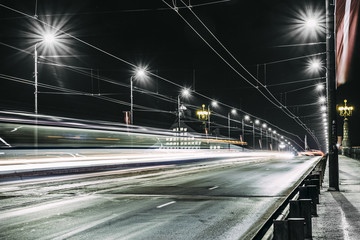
[312,155,360,239]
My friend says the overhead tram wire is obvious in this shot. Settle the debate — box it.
[0,4,281,120]
[262,52,326,65]
[269,42,326,48]
[179,0,321,148]
[167,0,320,149]
[0,73,174,115]
[265,77,326,88]
[0,3,307,149]
[161,1,284,110]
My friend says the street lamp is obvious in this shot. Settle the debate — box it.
[254,119,260,149]
[316,83,324,91]
[303,1,338,189]
[207,100,218,134]
[228,109,237,142]
[319,96,326,103]
[268,127,272,150]
[178,88,190,131]
[262,123,267,150]
[242,115,250,143]
[338,99,354,155]
[34,32,58,114]
[196,104,210,135]
[130,67,147,125]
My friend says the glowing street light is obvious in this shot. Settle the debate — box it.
[177,88,191,131]
[211,100,218,107]
[337,99,355,154]
[207,100,219,134]
[196,104,209,119]
[197,104,210,135]
[305,17,319,29]
[228,109,237,144]
[337,99,354,118]
[130,67,148,125]
[242,115,250,144]
[319,96,326,103]
[316,84,325,91]
[34,32,58,114]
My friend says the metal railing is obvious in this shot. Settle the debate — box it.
[341,147,360,160]
[254,155,327,240]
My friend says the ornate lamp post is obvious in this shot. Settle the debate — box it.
[338,99,354,155]
[196,104,210,135]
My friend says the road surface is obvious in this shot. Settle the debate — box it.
[0,151,320,239]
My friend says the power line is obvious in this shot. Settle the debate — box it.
[165,0,320,149]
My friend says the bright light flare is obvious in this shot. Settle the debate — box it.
[316,84,324,91]
[244,115,250,121]
[320,105,326,112]
[255,119,260,125]
[181,88,191,97]
[43,32,57,44]
[262,123,267,128]
[304,17,319,29]
[307,58,323,74]
[319,96,326,103]
[134,67,148,80]
[231,109,237,115]
[211,100,218,107]
[285,4,325,42]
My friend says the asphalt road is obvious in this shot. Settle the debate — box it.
[0,153,320,240]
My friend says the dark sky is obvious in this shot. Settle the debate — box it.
[0,0,359,151]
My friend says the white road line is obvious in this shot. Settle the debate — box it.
[208,186,219,190]
[156,201,176,209]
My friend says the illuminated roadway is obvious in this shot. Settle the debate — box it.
[0,150,321,240]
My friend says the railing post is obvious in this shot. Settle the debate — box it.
[273,220,289,240]
[289,200,312,239]
[288,218,305,240]
[299,185,318,216]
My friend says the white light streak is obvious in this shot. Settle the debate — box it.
[156,201,176,209]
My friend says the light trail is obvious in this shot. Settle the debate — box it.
[156,201,176,209]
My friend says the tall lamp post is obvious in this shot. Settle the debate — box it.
[268,127,272,150]
[298,1,338,190]
[196,104,210,135]
[177,88,190,131]
[254,119,260,149]
[262,123,267,150]
[228,109,237,141]
[130,68,147,125]
[338,99,354,155]
[208,100,218,135]
[326,0,339,191]
[243,115,250,143]
[34,33,57,114]
[33,33,58,149]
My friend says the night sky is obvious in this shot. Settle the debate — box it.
[0,0,359,151]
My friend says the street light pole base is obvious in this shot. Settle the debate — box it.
[327,187,339,192]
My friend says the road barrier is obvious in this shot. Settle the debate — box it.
[256,155,327,240]
[340,147,360,160]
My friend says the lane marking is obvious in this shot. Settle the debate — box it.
[156,201,176,209]
[208,186,219,190]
